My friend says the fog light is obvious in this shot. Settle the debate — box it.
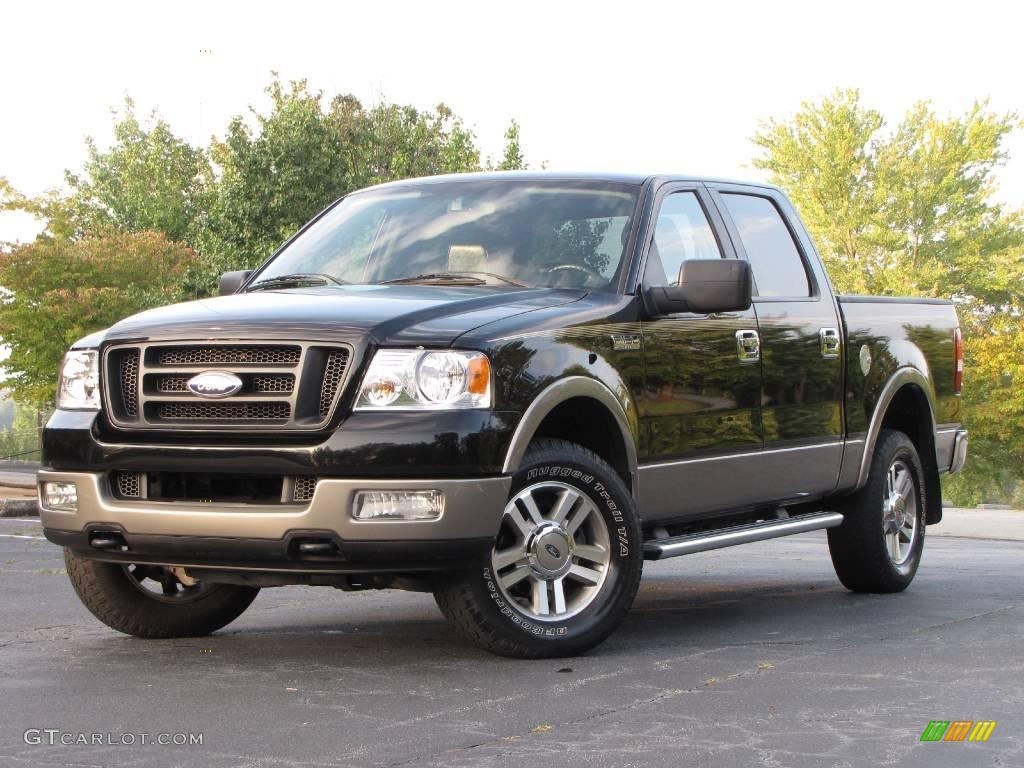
[41,481,78,512]
[352,490,444,521]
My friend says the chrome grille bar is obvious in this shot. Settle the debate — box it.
[103,341,352,432]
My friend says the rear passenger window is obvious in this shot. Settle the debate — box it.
[645,192,722,287]
[719,193,810,297]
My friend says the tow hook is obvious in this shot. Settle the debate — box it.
[88,531,127,551]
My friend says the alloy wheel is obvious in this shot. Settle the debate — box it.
[491,481,611,621]
[882,459,918,565]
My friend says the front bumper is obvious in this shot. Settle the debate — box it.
[42,408,518,478]
[39,470,510,572]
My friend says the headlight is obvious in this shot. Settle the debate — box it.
[355,350,491,410]
[57,350,101,410]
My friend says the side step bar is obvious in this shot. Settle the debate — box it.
[642,511,844,561]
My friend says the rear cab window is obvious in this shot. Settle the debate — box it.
[718,193,811,298]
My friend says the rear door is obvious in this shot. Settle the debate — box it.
[709,184,844,501]
[637,184,764,521]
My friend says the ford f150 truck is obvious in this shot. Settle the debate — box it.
[39,172,967,658]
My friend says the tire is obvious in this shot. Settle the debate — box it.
[64,550,260,638]
[434,438,643,659]
[828,429,926,593]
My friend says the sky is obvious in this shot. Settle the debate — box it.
[2,0,1023,242]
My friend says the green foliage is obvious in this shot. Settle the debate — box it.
[64,98,211,243]
[495,120,527,171]
[1,177,78,243]
[753,89,1024,505]
[0,231,197,403]
[536,218,612,275]
[197,78,486,284]
[0,398,47,461]
[0,76,531,405]
[0,177,23,214]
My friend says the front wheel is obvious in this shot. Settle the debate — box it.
[65,550,260,638]
[828,429,927,593]
[434,439,643,658]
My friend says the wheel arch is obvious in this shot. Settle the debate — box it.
[502,377,639,500]
[857,368,942,524]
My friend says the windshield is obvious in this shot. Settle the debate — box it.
[250,179,640,291]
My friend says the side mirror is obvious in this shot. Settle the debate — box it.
[646,259,752,316]
[219,270,253,296]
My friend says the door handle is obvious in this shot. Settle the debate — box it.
[819,327,841,359]
[735,329,760,363]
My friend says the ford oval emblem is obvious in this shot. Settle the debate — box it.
[187,371,243,399]
[545,543,562,559]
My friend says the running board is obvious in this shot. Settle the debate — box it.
[642,511,844,561]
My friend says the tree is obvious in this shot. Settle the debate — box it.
[752,89,1024,504]
[356,101,481,184]
[198,78,487,283]
[0,77,534,406]
[0,397,48,462]
[6,77,530,294]
[0,231,197,403]
[64,98,210,243]
[751,93,884,294]
[496,119,527,170]
[1,177,23,215]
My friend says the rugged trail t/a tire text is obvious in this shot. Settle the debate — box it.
[434,438,643,659]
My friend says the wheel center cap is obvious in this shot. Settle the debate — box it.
[885,493,907,527]
[893,495,907,525]
[530,525,573,577]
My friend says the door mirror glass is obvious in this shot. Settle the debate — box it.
[219,270,253,296]
[647,259,752,316]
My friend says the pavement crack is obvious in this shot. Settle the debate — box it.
[912,604,1019,634]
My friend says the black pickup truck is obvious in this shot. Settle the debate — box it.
[39,172,967,658]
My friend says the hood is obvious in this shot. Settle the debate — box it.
[98,285,586,347]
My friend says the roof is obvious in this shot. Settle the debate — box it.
[355,170,780,194]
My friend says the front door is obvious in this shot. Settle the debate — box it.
[637,186,764,522]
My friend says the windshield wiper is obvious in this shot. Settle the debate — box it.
[247,273,347,291]
[379,272,531,287]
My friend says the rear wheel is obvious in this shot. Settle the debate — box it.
[828,429,926,593]
[65,550,259,638]
[434,439,642,658]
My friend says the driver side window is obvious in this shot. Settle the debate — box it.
[645,192,722,286]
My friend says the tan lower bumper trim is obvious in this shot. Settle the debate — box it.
[38,471,510,541]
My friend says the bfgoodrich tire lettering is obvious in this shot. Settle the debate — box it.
[434,438,643,658]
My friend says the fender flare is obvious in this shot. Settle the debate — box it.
[501,376,639,499]
[856,367,937,489]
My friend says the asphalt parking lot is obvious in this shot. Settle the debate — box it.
[0,512,1020,768]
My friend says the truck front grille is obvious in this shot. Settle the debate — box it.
[118,350,140,417]
[320,350,348,418]
[157,402,291,422]
[103,341,351,432]
[156,345,301,366]
[292,476,318,502]
[110,471,317,505]
[114,471,144,499]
